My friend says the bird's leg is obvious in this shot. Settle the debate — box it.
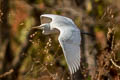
[81,31,94,37]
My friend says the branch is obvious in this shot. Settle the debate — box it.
[110,59,120,69]
[0,69,14,78]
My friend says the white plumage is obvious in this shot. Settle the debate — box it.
[38,14,81,74]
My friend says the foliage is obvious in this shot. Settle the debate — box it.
[0,0,120,80]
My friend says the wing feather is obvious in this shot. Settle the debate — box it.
[40,14,76,27]
[58,31,81,74]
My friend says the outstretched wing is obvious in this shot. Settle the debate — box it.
[58,30,81,74]
[40,14,75,26]
[41,14,58,21]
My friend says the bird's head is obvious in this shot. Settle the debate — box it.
[32,23,52,35]
[32,23,50,30]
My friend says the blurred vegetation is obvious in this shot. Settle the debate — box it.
[0,0,120,80]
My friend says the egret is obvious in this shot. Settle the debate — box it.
[33,14,81,74]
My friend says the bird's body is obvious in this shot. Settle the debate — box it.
[36,14,81,74]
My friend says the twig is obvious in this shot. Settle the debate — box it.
[0,69,14,78]
[53,45,61,57]
[110,59,120,69]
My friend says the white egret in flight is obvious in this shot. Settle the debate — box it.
[33,14,81,74]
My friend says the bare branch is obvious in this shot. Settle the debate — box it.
[110,59,120,69]
[0,69,14,78]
